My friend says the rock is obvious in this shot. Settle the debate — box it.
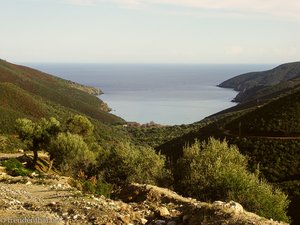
[225,201,244,213]
[140,218,148,224]
[213,200,225,206]
[120,215,131,224]
[25,181,32,185]
[167,221,176,225]
[158,207,170,217]
[30,172,39,177]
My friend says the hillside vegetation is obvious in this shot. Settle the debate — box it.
[157,63,300,224]
[0,59,123,126]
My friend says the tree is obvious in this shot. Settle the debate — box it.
[66,115,94,137]
[15,117,60,166]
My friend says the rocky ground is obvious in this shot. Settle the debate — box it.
[0,168,288,225]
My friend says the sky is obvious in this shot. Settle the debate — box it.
[0,0,300,64]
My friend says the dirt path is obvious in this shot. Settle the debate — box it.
[0,153,289,225]
[221,128,300,140]
[0,176,289,225]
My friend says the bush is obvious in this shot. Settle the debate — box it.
[176,138,290,222]
[98,142,170,186]
[81,178,112,197]
[2,158,33,176]
[49,132,96,176]
[0,135,7,151]
[71,172,112,198]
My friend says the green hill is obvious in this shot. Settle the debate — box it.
[219,62,300,103]
[0,60,130,150]
[0,59,124,125]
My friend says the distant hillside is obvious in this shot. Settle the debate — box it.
[0,59,124,128]
[225,89,300,136]
[219,62,300,103]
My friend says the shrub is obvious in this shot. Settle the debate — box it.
[98,142,170,186]
[81,177,112,197]
[0,135,7,151]
[49,132,96,176]
[66,115,94,137]
[2,158,33,176]
[176,138,290,222]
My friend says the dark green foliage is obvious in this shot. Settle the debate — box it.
[280,180,300,223]
[232,138,300,183]
[127,123,205,148]
[226,89,300,136]
[176,138,290,222]
[2,158,34,176]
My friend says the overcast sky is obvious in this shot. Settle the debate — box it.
[1,0,300,64]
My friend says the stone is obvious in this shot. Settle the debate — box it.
[120,215,131,224]
[158,207,170,217]
[225,201,244,213]
[213,201,225,206]
[140,218,148,224]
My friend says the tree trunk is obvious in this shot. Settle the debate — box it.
[33,150,38,168]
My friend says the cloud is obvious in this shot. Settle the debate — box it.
[64,0,300,20]
[65,0,142,7]
[152,0,300,19]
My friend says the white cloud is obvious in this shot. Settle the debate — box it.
[64,0,300,20]
[156,0,300,20]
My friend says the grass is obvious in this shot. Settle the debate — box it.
[1,158,34,176]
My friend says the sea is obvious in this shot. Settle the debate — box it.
[27,64,275,125]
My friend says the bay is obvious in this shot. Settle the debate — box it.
[27,64,274,125]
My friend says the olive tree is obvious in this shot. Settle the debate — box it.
[15,117,60,166]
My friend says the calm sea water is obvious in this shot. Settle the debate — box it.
[27,64,274,125]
